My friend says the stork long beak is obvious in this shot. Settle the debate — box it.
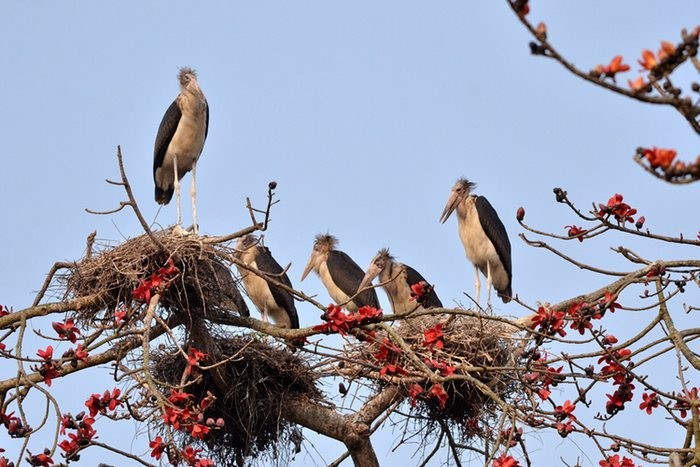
[358,263,381,293]
[300,254,315,281]
[439,191,459,224]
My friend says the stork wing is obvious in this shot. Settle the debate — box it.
[153,99,181,178]
[327,251,380,309]
[204,99,209,140]
[475,195,513,287]
[211,260,249,317]
[404,264,443,308]
[255,247,299,329]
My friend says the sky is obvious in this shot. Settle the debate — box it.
[1,1,699,466]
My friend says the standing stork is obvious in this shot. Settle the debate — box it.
[439,178,512,306]
[300,234,380,312]
[153,67,209,234]
[358,248,443,315]
[234,235,299,329]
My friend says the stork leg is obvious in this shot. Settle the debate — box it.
[473,264,481,308]
[190,161,198,235]
[173,155,182,227]
[486,262,493,309]
[261,303,269,324]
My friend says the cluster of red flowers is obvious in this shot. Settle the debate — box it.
[522,356,564,401]
[132,258,180,303]
[554,400,576,437]
[597,193,638,225]
[25,451,53,467]
[492,453,521,467]
[186,347,207,376]
[598,341,634,416]
[594,55,630,80]
[85,388,123,417]
[58,412,97,461]
[638,41,676,71]
[500,426,523,448]
[1,409,32,438]
[312,304,383,335]
[599,454,636,467]
[422,323,445,349]
[642,146,677,170]
[151,389,218,465]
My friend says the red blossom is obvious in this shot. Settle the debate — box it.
[73,344,89,363]
[500,426,523,447]
[409,281,436,307]
[600,291,621,313]
[638,49,657,70]
[565,225,588,242]
[27,453,53,467]
[423,323,445,349]
[598,193,637,224]
[643,147,677,170]
[493,453,521,467]
[114,308,127,326]
[132,258,180,303]
[530,306,566,338]
[180,445,203,464]
[313,304,383,335]
[37,346,53,361]
[0,305,11,318]
[187,347,208,376]
[430,383,449,409]
[149,436,165,460]
[639,392,659,415]
[408,384,424,407]
[594,55,631,80]
[379,364,408,376]
[600,454,636,467]
[189,422,210,439]
[567,301,594,335]
[374,338,401,362]
[628,76,646,92]
[556,419,574,437]
[554,400,576,421]
[52,318,81,344]
[657,40,676,61]
[425,359,456,376]
[85,388,123,417]
[169,389,194,406]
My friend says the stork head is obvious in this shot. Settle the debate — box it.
[301,233,337,281]
[178,67,203,95]
[234,234,259,259]
[439,178,476,223]
[358,248,393,292]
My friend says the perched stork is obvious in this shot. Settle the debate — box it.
[300,234,379,312]
[153,67,209,234]
[234,235,299,329]
[209,260,249,317]
[440,178,512,306]
[358,248,443,315]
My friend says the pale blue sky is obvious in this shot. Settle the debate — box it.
[1,2,698,465]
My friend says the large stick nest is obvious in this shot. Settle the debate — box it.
[348,314,523,441]
[151,332,322,466]
[61,231,247,324]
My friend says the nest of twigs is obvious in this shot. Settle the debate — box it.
[62,230,246,325]
[349,314,521,441]
[151,333,322,466]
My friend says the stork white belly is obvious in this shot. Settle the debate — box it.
[318,262,357,312]
[458,201,509,291]
[380,267,414,314]
[155,111,207,190]
[238,261,292,328]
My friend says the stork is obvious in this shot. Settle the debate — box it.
[153,67,209,234]
[358,248,443,315]
[300,234,379,312]
[439,178,512,307]
[234,235,299,329]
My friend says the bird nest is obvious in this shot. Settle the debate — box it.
[347,314,522,442]
[61,230,244,325]
[151,333,322,466]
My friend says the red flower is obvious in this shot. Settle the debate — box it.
[595,55,630,80]
[374,338,400,362]
[0,305,11,317]
[189,422,210,439]
[85,388,123,417]
[186,348,207,376]
[149,436,165,460]
[430,383,449,409]
[643,147,676,170]
[493,453,521,467]
[657,40,676,61]
[313,304,383,335]
[379,364,408,376]
[423,323,445,349]
[600,291,621,313]
[37,346,53,361]
[195,459,215,467]
[598,194,637,224]
[27,453,53,467]
[556,419,574,437]
[410,281,436,307]
[52,318,81,343]
[180,446,203,464]
[169,389,194,405]
[73,344,89,363]
[628,76,646,92]
[114,308,127,326]
[639,392,659,415]
[408,384,424,407]
[554,400,576,420]
[638,49,657,70]
[565,225,588,242]
[425,359,456,376]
